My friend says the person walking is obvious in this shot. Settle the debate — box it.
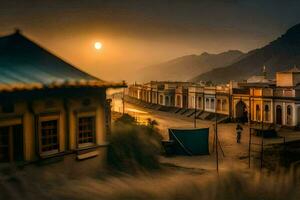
[236,123,243,143]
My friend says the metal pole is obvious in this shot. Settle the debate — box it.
[260,119,264,169]
[122,87,125,115]
[283,136,286,166]
[248,96,252,168]
[194,92,197,128]
[215,87,219,172]
[215,116,219,172]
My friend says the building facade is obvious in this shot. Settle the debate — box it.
[128,67,300,128]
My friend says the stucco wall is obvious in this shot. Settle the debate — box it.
[0,89,108,165]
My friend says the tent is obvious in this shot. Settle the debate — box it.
[168,128,209,155]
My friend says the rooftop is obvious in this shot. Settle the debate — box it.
[0,30,125,92]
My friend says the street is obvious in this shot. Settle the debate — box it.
[111,97,300,171]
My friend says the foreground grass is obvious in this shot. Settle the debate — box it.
[1,166,300,200]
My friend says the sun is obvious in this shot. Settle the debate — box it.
[94,42,102,50]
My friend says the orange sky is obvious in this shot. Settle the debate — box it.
[1,0,300,82]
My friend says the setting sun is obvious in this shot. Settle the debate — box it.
[94,42,102,50]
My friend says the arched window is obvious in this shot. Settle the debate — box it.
[256,105,261,121]
[276,105,282,124]
[264,105,270,121]
[198,97,202,109]
[205,98,209,109]
[165,96,170,106]
[211,98,215,109]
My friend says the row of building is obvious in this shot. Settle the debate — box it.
[128,67,300,128]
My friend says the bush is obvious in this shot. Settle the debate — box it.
[107,114,162,173]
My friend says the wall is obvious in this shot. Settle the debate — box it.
[0,88,108,166]
[276,73,293,87]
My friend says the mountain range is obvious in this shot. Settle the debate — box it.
[136,50,244,82]
[191,23,300,83]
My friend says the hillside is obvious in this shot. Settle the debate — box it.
[136,50,244,82]
[191,23,300,83]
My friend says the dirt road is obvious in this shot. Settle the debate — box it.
[112,98,300,171]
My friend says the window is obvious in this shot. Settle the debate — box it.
[191,96,195,107]
[256,105,261,121]
[0,125,23,162]
[165,96,170,106]
[78,116,96,145]
[176,95,181,106]
[264,105,270,121]
[287,106,292,115]
[205,98,209,109]
[211,99,215,109]
[217,99,221,110]
[40,120,58,153]
[198,97,202,109]
[287,105,293,125]
[159,95,163,104]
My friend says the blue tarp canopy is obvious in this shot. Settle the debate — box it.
[168,128,209,155]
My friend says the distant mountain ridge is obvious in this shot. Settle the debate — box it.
[136,50,244,82]
[190,23,300,83]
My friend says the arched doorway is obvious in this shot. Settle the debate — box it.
[286,105,293,125]
[264,105,270,122]
[165,96,170,106]
[256,105,261,121]
[236,101,248,123]
[276,105,282,125]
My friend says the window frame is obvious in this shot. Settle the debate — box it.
[76,112,97,149]
[38,115,60,156]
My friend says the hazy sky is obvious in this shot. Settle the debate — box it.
[1,0,300,81]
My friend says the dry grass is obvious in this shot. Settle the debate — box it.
[1,166,300,200]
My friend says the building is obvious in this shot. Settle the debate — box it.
[0,31,125,166]
[128,66,300,128]
[188,85,204,110]
[157,82,177,106]
[216,85,230,115]
[203,86,216,113]
[174,83,191,108]
[232,67,300,127]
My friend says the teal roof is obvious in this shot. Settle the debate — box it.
[0,31,125,92]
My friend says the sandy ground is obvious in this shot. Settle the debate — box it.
[112,98,300,172]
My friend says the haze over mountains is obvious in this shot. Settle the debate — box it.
[191,23,300,83]
[136,50,244,82]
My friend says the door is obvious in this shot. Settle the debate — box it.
[276,105,282,125]
[13,125,24,161]
[183,95,188,108]
[235,101,248,123]
[0,127,9,162]
[0,125,23,162]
